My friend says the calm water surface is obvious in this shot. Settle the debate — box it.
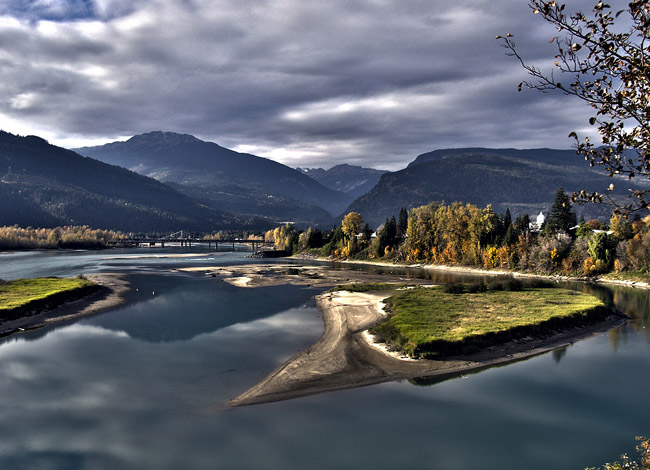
[0,248,649,470]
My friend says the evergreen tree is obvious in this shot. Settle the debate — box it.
[375,216,398,257]
[387,215,397,245]
[306,228,324,248]
[545,188,577,235]
[362,223,373,241]
[397,208,408,238]
[501,208,514,246]
[503,208,512,231]
[514,214,531,237]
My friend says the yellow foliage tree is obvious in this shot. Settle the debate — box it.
[341,212,364,239]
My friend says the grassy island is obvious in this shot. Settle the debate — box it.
[370,282,611,358]
[0,277,99,320]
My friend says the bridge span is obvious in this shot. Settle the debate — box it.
[113,231,273,251]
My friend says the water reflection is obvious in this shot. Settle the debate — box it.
[0,303,325,469]
[552,346,568,363]
[1,251,649,470]
[85,275,320,342]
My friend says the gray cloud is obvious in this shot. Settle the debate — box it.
[0,0,600,169]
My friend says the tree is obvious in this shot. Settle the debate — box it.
[375,216,398,257]
[587,230,616,271]
[609,213,634,241]
[305,227,325,248]
[545,188,577,235]
[500,1,650,214]
[514,213,531,236]
[341,212,364,239]
[397,207,409,238]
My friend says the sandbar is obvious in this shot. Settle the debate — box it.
[177,263,423,289]
[225,263,625,406]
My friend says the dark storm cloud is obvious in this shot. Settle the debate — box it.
[0,0,600,169]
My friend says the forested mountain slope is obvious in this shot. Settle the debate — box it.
[346,148,647,227]
[76,132,348,223]
[0,131,266,232]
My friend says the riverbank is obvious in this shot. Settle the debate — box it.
[0,273,129,338]
[229,283,625,406]
[293,254,650,290]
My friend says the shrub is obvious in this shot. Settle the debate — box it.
[443,282,465,294]
[466,282,488,293]
[486,276,523,291]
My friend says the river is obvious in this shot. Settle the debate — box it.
[0,248,648,469]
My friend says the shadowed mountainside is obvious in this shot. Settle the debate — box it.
[345,148,648,227]
[0,131,270,232]
[75,132,350,225]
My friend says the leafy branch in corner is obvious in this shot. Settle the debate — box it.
[498,1,650,216]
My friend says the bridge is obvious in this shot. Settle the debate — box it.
[113,230,274,251]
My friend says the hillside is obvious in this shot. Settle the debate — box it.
[75,132,349,223]
[0,131,268,232]
[345,148,648,227]
[407,147,588,169]
[297,164,387,200]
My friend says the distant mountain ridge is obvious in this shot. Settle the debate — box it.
[297,164,387,200]
[8,130,637,232]
[0,131,268,232]
[75,132,350,224]
[345,147,647,227]
[407,147,588,168]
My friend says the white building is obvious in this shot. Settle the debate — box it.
[530,211,545,232]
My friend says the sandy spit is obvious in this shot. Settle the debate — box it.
[228,276,625,407]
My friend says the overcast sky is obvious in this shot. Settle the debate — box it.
[0,0,600,170]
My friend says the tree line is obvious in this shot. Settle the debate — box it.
[265,188,650,278]
[0,225,126,249]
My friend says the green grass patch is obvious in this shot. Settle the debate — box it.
[370,286,609,358]
[0,277,98,319]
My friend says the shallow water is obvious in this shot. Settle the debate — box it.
[0,249,648,469]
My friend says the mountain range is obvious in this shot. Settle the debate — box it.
[0,131,268,232]
[345,147,647,227]
[1,129,642,233]
[75,132,350,226]
[297,164,387,200]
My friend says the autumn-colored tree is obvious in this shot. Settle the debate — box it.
[609,213,634,241]
[0,225,125,249]
[264,223,298,252]
[341,212,364,239]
